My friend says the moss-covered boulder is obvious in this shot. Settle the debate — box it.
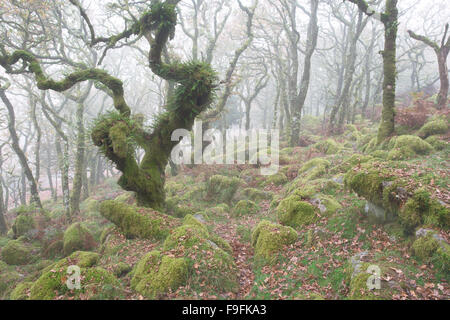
[263,172,288,186]
[412,234,440,260]
[398,188,449,234]
[345,252,404,300]
[100,200,177,240]
[233,200,259,217]
[333,154,373,174]
[386,135,433,160]
[311,195,342,216]
[277,195,319,227]
[63,223,96,256]
[114,192,135,204]
[425,135,448,151]
[10,281,33,300]
[131,250,189,299]
[313,139,341,155]
[417,118,448,139]
[297,158,330,181]
[30,265,123,300]
[1,240,32,265]
[160,222,238,295]
[251,220,297,264]
[205,175,243,204]
[12,214,35,239]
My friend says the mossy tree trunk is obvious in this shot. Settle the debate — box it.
[70,103,85,216]
[348,0,398,144]
[408,24,450,110]
[0,1,216,210]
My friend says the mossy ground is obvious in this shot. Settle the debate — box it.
[1,113,448,300]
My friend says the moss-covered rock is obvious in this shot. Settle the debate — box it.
[398,188,449,234]
[387,135,433,157]
[205,175,243,204]
[425,135,448,151]
[1,240,32,265]
[311,195,342,216]
[412,234,439,260]
[30,265,122,300]
[417,118,448,139]
[333,154,372,174]
[63,223,96,256]
[297,158,330,181]
[161,222,238,294]
[100,200,176,240]
[263,172,288,186]
[113,262,132,278]
[251,220,297,264]
[10,281,33,300]
[233,200,259,217]
[0,268,22,299]
[12,214,35,239]
[313,139,341,155]
[131,250,189,299]
[114,192,135,204]
[277,195,319,228]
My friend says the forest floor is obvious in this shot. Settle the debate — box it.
[1,105,449,300]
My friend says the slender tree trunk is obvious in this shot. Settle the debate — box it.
[70,103,85,216]
[0,88,42,209]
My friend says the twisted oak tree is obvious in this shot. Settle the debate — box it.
[408,24,450,110]
[0,1,216,209]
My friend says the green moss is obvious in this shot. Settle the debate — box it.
[114,192,135,204]
[432,243,450,274]
[412,234,439,260]
[99,226,115,244]
[233,200,260,217]
[113,262,132,277]
[81,198,100,213]
[263,172,288,186]
[417,119,448,138]
[298,158,330,181]
[63,223,96,256]
[398,188,449,234]
[0,269,22,299]
[131,251,189,299]
[100,200,173,240]
[313,139,341,155]
[387,135,433,156]
[10,281,33,300]
[425,136,448,151]
[277,196,318,228]
[162,224,239,294]
[370,150,389,159]
[205,175,242,203]
[334,154,372,173]
[30,265,122,300]
[183,214,208,232]
[312,195,342,216]
[1,240,32,265]
[251,220,297,264]
[243,188,273,201]
[12,214,35,238]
